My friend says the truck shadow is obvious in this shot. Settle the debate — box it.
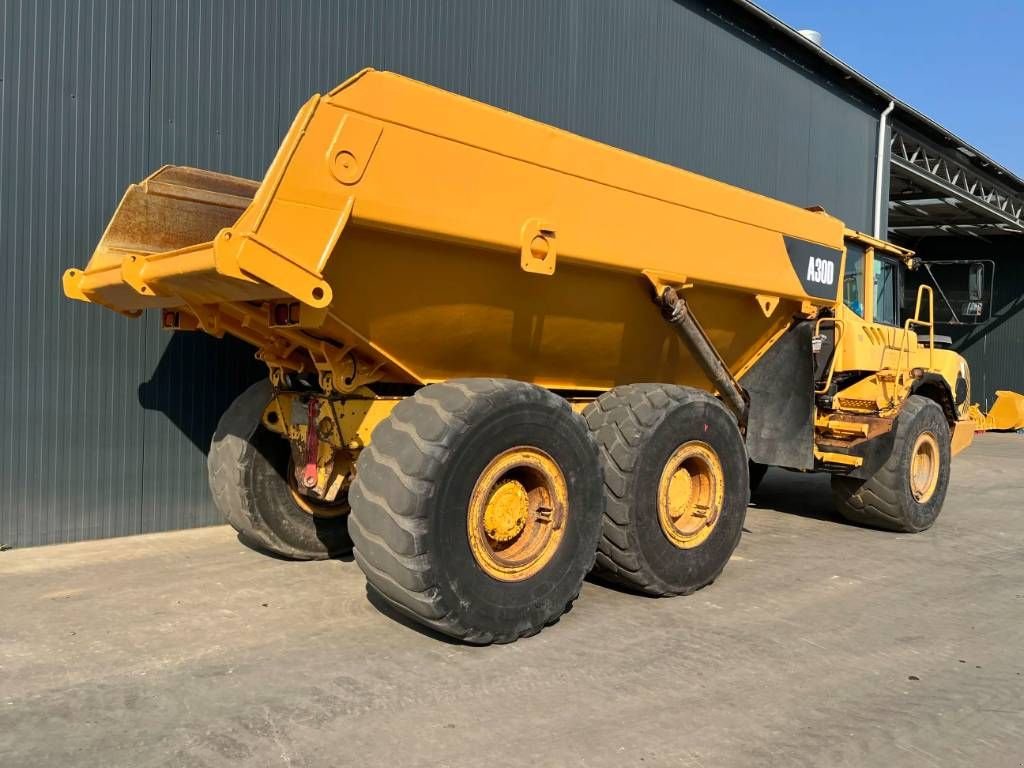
[234,531,355,564]
[749,468,849,525]
[137,331,265,456]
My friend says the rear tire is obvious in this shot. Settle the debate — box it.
[349,379,603,644]
[208,380,353,560]
[831,395,951,533]
[583,384,748,596]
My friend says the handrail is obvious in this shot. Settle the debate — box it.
[894,285,935,382]
[813,317,845,395]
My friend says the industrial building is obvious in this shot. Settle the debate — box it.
[2,0,1020,548]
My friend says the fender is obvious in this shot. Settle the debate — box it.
[911,373,958,423]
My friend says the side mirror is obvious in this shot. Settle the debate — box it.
[969,262,985,301]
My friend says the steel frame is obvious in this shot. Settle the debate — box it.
[889,126,1024,236]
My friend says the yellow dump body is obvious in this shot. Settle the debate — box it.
[65,69,848,393]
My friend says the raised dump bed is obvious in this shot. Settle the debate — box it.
[64,69,847,390]
[64,69,975,643]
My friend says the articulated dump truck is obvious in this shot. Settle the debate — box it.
[64,70,976,643]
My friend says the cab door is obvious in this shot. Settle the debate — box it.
[837,240,906,367]
[832,234,924,411]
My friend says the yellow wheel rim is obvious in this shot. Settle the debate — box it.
[657,441,724,549]
[909,431,940,503]
[287,460,349,519]
[467,447,568,582]
[288,485,346,518]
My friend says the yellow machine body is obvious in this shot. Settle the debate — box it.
[63,68,974,476]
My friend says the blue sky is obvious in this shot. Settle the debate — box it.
[755,0,1024,177]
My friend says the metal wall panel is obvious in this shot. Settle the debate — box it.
[0,0,883,548]
[1,0,153,547]
[963,309,1024,412]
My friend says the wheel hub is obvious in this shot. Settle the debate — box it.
[483,479,530,542]
[657,441,724,549]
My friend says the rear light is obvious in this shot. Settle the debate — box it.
[269,302,300,327]
[161,310,199,331]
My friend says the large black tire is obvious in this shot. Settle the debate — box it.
[583,384,748,596]
[208,380,353,560]
[831,395,951,532]
[348,379,604,644]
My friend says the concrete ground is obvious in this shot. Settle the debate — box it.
[2,434,1022,768]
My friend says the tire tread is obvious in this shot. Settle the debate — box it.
[584,383,737,596]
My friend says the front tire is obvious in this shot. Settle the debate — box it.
[349,379,604,644]
[583,384,748,596]
[831,395,951,532]
[208,380,353,559]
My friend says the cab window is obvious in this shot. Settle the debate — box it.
[873,257,899,326]
[843,245,864,317]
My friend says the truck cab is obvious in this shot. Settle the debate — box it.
[815,230,975,471]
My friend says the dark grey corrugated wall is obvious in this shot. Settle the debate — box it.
[962,303,1024,412]
[908,239,1024,410]
[0,0,882,548]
